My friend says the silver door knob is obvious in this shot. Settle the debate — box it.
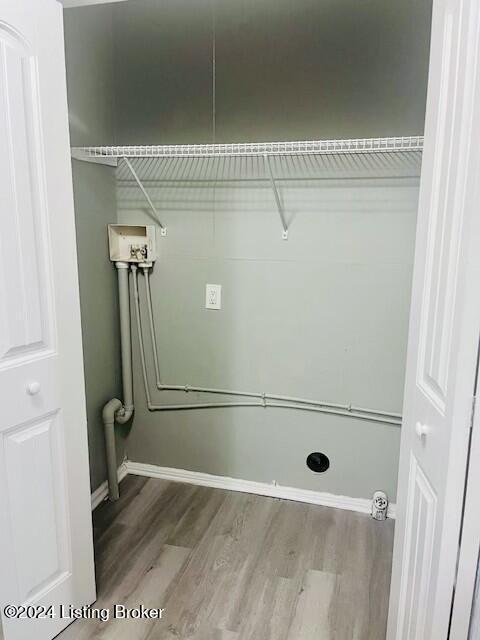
[415,421,429,438]
[26,381,41,396]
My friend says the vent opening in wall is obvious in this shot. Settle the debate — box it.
[306,452,330,473]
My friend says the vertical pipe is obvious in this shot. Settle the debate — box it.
[102,262,134,501]
[115,262,134,420]
[132,266,153,406]
[105,423,119,500]
[102,399,122,501]
[143,267,162,387]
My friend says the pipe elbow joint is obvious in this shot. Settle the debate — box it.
[102,399,134,425]
[102,398,123,424]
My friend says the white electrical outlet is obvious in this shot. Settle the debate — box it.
[206,284,222,310]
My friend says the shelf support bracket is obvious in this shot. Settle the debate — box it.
[264,154,288,239]
[123,157,167,235]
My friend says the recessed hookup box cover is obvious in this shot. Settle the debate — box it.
[108,224,157,263]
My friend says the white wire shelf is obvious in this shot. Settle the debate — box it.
[71,136,423,238]
[72,135,423,162]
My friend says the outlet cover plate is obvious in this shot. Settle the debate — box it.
[206,284,222,310]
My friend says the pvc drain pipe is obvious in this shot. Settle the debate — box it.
[102,262,135,500]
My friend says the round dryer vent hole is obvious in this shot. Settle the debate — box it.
[306,452,330,473]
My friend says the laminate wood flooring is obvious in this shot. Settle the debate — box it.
[57,475,394,640]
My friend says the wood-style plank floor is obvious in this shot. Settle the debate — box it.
[58,476,394,640]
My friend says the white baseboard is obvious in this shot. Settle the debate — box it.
[125,461,396,519]
[90,462,128,510]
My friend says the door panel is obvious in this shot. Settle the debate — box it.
[396,455,437,640]
[416,5,461,424]
[0,24,53,366]
[0,1,95,639]
[417,10,457,416]
[4,412,70,604]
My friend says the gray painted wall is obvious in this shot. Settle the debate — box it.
[113,0,432,143]
[64,0,431,500]
[119,176,417,499]
[64,5,125,492]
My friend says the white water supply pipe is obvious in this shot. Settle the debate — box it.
[140,267,402,425]
[102,261,134,500]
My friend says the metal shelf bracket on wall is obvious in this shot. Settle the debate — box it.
[264,154,289,239]
[122,157,167,236]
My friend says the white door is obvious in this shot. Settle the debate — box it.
[0,1,95,639]
[387,0,480,638]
